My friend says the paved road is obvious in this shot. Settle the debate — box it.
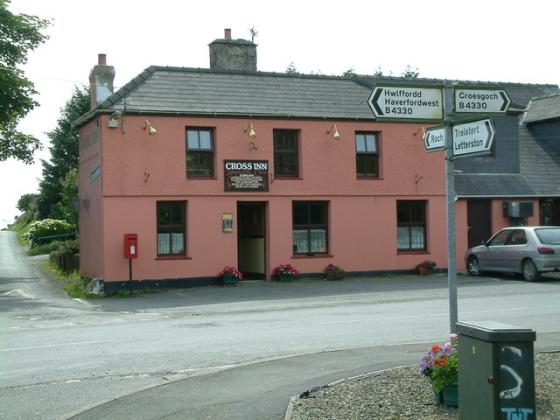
[1,231,559,419]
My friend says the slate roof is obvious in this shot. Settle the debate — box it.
[523,93,560,123]
[456,98,560,198]
[78,67,374,124]
[455,174,535,197]
[76,67,559,126]
[352,75,558,110]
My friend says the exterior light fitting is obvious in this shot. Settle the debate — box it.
[244,122,257,139]
[327,124,341,140]
[143,120,157,136]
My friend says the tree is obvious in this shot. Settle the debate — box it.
[16,193,37,212]
[37,87,89,220]
[342,68,355,78]
[286,62,299,75]
[401,65,420,78]
[0,0,50,163]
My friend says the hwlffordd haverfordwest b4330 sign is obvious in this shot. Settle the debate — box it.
[368,86,444,121]
[224,160,269,192]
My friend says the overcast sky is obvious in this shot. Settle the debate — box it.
[1,0,559,228]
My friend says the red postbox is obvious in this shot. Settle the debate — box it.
[124,233,138,259]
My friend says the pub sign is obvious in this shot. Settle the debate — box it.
[224,160,269,192]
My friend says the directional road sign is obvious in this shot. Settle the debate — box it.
[454,88,511,114]
[452,118,495,158]
[424,126,447,152]
[368,85,443,121]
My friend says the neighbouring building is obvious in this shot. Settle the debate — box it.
[76,29,559,292]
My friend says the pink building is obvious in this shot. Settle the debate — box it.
[77,30,559,292]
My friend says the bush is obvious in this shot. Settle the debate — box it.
[50,239,79,257]
[24,219,76,247]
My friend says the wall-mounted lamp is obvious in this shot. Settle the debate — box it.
[244,122,257,139]
[143,120,157,136]
[327,124,341,140]
[108,110,122,128]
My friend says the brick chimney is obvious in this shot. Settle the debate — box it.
[209,28,257,71]
[89,53,115,109]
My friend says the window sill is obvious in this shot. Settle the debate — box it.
[292,254,333,259]
[186,176,216,180]
[397,250,429,255]
[155,255,192,260]
[273,176,302,181]
[357,176,382,180]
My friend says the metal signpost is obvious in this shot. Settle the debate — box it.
[367,82,506,333]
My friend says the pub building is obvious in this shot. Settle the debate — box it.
[77,29,559,292]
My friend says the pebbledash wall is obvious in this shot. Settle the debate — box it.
[79,113,466,289]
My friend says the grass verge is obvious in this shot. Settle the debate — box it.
[41,260,89,299]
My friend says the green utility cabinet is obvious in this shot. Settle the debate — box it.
[457,321,536,420]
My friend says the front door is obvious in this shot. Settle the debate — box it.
[467,199,492,248]
[237,202,266,280]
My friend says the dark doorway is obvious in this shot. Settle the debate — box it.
[540,198,560,226]
[237,202,266,280]
[467,199,492,248]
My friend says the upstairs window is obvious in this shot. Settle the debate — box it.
[355,132,379,178]
[274,129,299,177]
[157,202,186,257]
[186,128,214,177]
[397,200,427,251]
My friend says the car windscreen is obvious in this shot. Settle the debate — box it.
[535,228,560,245]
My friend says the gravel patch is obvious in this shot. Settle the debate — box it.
[289,352,560,419]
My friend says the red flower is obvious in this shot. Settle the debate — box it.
[432,345,440,352]
[434,359,440,366]
[440,358,447,366]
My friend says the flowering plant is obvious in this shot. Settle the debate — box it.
[415,260,436,275]
[218,266,243,281]
[323,263,345,280]
[419,334,458,393]
[272,263,299,279]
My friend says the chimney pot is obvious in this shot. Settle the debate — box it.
[98,53,107,65]
[224,28,231,40]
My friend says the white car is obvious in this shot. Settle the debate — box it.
[465,226,560,281]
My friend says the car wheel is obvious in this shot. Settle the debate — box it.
[521,259,541,282]
[467,256,481,276]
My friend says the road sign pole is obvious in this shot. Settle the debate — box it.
[444,83,458,333]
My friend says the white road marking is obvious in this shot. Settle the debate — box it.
[1,289,36,299]
[319,307,528,325]
[0,340,116,352]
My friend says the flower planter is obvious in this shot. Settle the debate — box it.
[325,271,344,280]
[277,274,294,282]
[417,266,431,276]
[434,383,458,407]
[222,275,238,286]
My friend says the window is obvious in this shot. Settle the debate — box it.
[186,128,214,177]
[274,129,299,177]
[397,201,427,251]
[488,229,511,246]
[355,132,379,177]
[157,202,186,256]
[293,202,328,254]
